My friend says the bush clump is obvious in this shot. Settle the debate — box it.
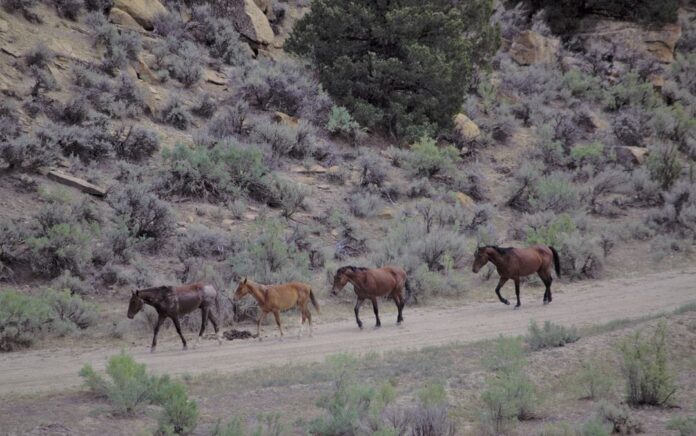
[618,321,676,407]
[114,126,159,161]
[157,381,199,435]
[526,320,580,351]
[326,105,364,146]
[406,136,460,178]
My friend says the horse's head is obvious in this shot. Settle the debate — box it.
[472,247,489,273]
[127,290,143,319]
[233,278,252,301]
[330,266,352,296]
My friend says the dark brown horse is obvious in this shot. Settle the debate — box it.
[127,283,222,352]
[331,266,410,329]
[472,244,560,308]
[233,278,319,340]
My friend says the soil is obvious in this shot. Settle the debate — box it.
[1,267,694,397]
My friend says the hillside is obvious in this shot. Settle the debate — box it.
[1,0,696,433]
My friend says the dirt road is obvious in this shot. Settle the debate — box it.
[1,269,695,396]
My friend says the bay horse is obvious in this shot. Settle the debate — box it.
[127,283,222,352]
[232,278,319,340]
[330,266,410,329]
[472,244,560,308]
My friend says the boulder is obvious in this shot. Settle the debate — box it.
[453,113,481,143]
[579,19,681,64]
[273,111,299,127]
[454,192,475,209]
[291,164,327,174]
[47,170,106,196]
[377,207,396,220]
[133,56,158,84]
[204,69,227,86]
[509,30,560,65]
[112,0,167,31]
[615,146,649,166]
[215,0,274,45]
[108,7,142,31]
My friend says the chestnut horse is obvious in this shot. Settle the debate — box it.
[233,278,319,340]
[331,266,410,329]
[472,244,560,308]
[127,283,222,352]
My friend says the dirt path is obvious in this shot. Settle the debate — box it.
[2,269,695,396]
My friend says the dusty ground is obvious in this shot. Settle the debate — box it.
[1,267,694,397]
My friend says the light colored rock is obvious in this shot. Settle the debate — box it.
[648,73,665,88]
[273,111,299,127]
[454,192,475,209]
[204,69,227,86]
[243,212,258,221]
[0,16,8,33]
[453,113,480,143]
[579,19,681,64]
[585,110,609,132]
[2,46,21,58]
[509,30,560,65]
[615,146,649,166]
[291,164,327,174]
[112,0,167,31]
[47,170,106,197]
[108,7,142,30]
[219,0,274,45]
[133,56,158,84]
[377,207,395,220]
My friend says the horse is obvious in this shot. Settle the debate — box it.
[330,266,410,329]
[127,283,222,352]
[472,244,561,308]
[232,278,319,340]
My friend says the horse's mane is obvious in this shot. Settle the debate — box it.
[337,266,368,273]
[485,245,513,255]
[136,286,172,297]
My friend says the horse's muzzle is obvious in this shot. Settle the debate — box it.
[472,266,480,273]
[127,313,134,319]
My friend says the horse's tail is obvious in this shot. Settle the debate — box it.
[404,279,415,304]
[550,246,561,278]
[215,289,221,319]
[309,288,320,314]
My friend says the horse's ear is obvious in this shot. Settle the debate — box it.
[243,277,247,284]
[131,290,135,296]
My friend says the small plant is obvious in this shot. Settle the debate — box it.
[406,136,460,178]
[44,290,98,330]
[53,0,83,20]
[161,97,192,131]
[667,414,696,436]
[647,143,682,190]
[207,101,248,138]
[596,401,643,435]
[191,93,217,119]
[527,320,580,351]
[348,193,384,218]
[576,358,615,400]
[114,127,159,162]
[79,352,169,416]
[157,381,199,435]
[326,105,364,145]
[108,182,176,247]
[618,321,676,407]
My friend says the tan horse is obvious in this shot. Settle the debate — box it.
[330,266,410,329]
[472,244,560,308]
[233,278,319,340]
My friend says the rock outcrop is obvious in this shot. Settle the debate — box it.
[615,146,649,167]
[214,0,274,45]
[509,30,560,65]
[453,113,481,144]
[112,0,167,31]
[578,19,681,64]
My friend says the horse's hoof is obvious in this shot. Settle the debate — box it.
[374,325,381,329]
[358,325,363,330]
[182,346,188,351]
[543,300,549,305]
[513,305,520,310]
[503,300,510,305]
[150,347,156,353]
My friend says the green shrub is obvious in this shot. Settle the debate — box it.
[228,218,310,283]
[44,290,98,330]
[326,105,364,145]
[0,291,54,351]
[108,182,176,247]
[647,143,682,190]
[159,142,267,203]
[576,358,615,400]
[157,381,199,435]
[526,213,576,247]
[596,401,642,435]
[406,137,460,178]
[605,73,661,111]
[271,178,308,219]
[667,415,696,436]
[114,127,159,162]
[211,414,286,436]
[252,121,316,160]
[570,141,606,167]
[348,192,384,218]
[287,0,499,139]
[79,351,169,416]
[618,321,676,407]
[529,172,582,213]
[527,320,580,351]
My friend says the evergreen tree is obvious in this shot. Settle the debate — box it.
[287,0,499,140]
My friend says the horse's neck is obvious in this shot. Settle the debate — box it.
[346,272,364,290]
[141,289,172,310]
[248,284,268,306]
[488,249,512,274]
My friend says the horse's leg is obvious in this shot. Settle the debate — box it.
[207,310,222,345]
[514,279,521,309]
[171,316,187,350]
[151,313,166,353]
[393,293,404,324]
[298,306,305,339]
[257,311,268,340]
[354,298,365,329]
[540,270,553,305]
[196,307,208,348]
[370,297,381,328]
[495,278,510,305]
[272,310,284,340]
[306,307,313,337]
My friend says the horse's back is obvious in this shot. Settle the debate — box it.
[376,266,407,289]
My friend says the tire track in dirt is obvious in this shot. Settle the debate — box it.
[1,269,695,396]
